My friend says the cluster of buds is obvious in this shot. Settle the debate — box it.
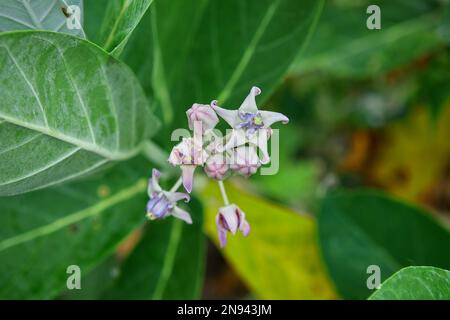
[146,87,288,247]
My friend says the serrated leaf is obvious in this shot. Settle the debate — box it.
[0,157,150,299]
[319,190,450,299]
[369,266,450,300]
[0,0,86,38]
[0,31,158,195]
[102,197,206,299]
[201,180,337,299]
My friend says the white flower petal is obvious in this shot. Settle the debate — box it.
[260,110,289,127]
[171,206,193,224]
[210,100,240,127]
[147,169,162,196]
[219,129,247,152]
[239,86,261,113]
[165,191,190,203]
[181,165,196,193]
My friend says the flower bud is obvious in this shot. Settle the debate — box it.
[215,204,250,248]
[186,103,219,132]
[230,146,260,177]
[204,153,229,180]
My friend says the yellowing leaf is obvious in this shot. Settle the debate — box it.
[200,180,337,299]
[370,103,450,202]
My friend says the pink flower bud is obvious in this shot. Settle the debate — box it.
[204,153,229,180]
[230,146,260,177]
[215,204,250,248]
[186,103,219,132]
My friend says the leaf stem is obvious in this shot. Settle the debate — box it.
[218,180,230,206]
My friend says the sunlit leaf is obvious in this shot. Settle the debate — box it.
[201,180,337,299]
[369,104,450,202]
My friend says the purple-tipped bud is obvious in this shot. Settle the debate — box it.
[215,204,250,248]
[230,146,260,177]
[186,103,219,133]
[204,153,229,180]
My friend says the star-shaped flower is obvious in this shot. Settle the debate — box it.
[210,86,288,164]
[210,86,289,134]
[146,169,192,224]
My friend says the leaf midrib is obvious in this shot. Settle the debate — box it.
[0,38,140,160]
[0,178,147,252]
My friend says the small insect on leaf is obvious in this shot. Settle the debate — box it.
[61,6,72,18]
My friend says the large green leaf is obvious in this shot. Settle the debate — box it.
[369,266,450,300]
[292,0,447,77]
[122,0,209,125]
[123,0,324,127]
[0,0,86,37]
[319,190,450,299]
[0,157,150,299]
[88,0,154,56]
[201,180,337,299]
[0,31,157,196]
[102,197,206,299]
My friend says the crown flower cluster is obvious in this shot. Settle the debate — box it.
[146,86,289,247]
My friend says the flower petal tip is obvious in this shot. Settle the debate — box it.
[251,86,261,96]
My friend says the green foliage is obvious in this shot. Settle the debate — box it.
[369,266,450,300]
[0,0,449,301]
[0,0,85,38]
[319,190,450,299]
[0,31,157,195]
[87,0,154,56]
[103,197,206,299]
[0,158,149,299]
[123,0,325,129]
[293,0,447,77]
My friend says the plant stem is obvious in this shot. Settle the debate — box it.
[169,177,183,193]
[218,181,230,206]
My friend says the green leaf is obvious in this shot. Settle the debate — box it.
[0,31,158,195]
[123,0,324,127]
[369,266,450,300]
[0,0,86,38]
[319,190,450,299]
[0,157,149,299]
[201,180,337,299]
[102,197,206,299]
[292,0,447,77]
[93,0,154,56]
[121,0,209,125]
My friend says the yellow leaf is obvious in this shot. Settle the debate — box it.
[200,180,337,299]
[370,103,450,202]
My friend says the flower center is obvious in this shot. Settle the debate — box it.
[237,111,265,134]
[147,193,173,220]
